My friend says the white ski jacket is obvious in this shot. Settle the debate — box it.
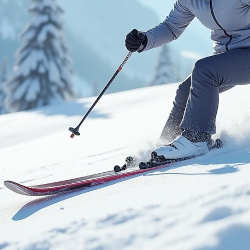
[144,0,250,54]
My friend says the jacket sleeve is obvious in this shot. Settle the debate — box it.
[144,0,195,51]
[241,0,250,5]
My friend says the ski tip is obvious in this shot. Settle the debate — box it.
[4,180,20,190]
[4,180,14,187]
[4,181,20,192]
[4,180,34,196]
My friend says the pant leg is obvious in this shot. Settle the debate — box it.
[181,48,250,134]
[160,76,234,141]
[160,75,191,141]
[160,57,237,142]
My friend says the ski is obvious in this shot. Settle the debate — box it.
[4,139,223,196]
[4,163,170,196]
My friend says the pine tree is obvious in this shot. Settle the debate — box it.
[6,0,74,112]
[151,45,180,86]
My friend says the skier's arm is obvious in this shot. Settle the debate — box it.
[144,0,195,51]
[241,0,250,5]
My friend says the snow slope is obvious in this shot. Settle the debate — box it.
[1,83,250,250]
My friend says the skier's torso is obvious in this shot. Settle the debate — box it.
[186,0,250,53]
[144,0,250,54]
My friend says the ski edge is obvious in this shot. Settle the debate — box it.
[4,163,170,196]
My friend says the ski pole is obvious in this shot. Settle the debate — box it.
[69,51,133,138]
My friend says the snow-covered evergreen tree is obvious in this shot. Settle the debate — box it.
[151,45,180,86]
[0,59,8,114]
[6,0,74,112]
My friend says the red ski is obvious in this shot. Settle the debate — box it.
[4,163,171,196]
[4,139,222,196]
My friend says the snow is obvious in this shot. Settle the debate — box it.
[49,62,61,85]
[25,79,40,101]
[1,83,250,250]
[16,50,46,77]
[12,79,29,100]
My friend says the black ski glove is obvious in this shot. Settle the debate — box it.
[125,29,148,53]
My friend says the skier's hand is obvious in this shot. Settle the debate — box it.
[125,29,148,53]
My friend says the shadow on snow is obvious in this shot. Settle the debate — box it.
[12,146,250,221]
[195,224,250,250]
[12,175,142,221]
[147,146,250,177]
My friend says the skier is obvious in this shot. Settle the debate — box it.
[125,0,250,160]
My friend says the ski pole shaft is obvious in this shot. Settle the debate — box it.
[69,51,133,138]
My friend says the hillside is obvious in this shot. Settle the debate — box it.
[1,83,250,250]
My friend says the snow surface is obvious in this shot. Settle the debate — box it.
[1,83,250,250]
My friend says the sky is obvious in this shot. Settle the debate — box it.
[138,0,175,19]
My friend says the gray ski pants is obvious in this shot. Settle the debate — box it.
[161,48,250,141]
